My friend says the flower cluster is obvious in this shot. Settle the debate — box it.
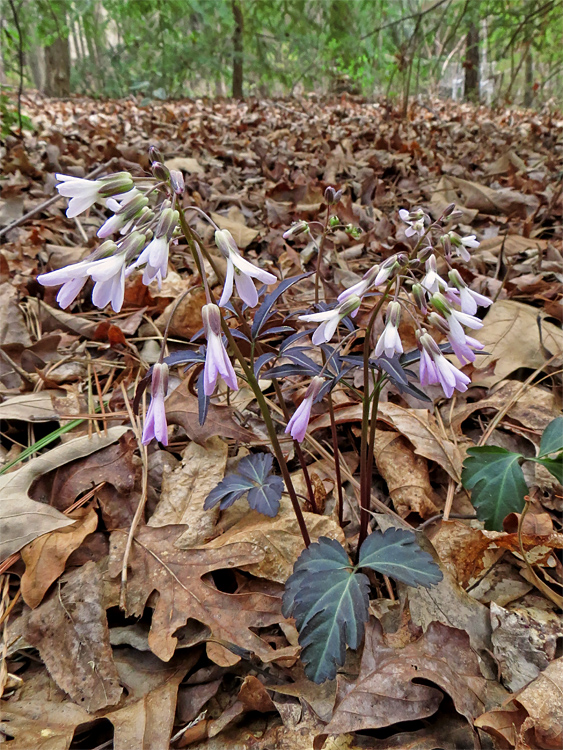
[43,151,491,453]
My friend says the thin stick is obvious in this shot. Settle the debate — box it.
[0,158,117,238]
[119,383,149,609]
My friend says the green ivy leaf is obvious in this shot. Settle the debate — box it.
[282,538,369,684]
[358,528,443,587]
[462,447,528,530]
[531,457,563,484]
[538,417,563,457]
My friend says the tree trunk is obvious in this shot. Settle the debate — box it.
[524,46,534,107]
[231,0,243,99]
[464,21,479,102]
[44,33,71,97]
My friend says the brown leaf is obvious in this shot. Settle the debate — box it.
[0,427,128,560]
[476,657,563,749]
[2,650,195,750]
[108,525,297,665]
[324,619,486,735]
[20,506,98,608]
[473,301,563,385]
[201,497,345,583]
[210,211,260,248]
[374,432,439,518]
[490,602,563,692]
[238,675,276,713]
[148,437,228,547]
[25,561,123,712]
[165,380,259,445]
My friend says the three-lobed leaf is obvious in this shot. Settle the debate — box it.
[204,453,283,517]
[283,532,442,684]
[462,446,528,530]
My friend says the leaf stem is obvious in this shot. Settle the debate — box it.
[177,206,311,546]
[358,281,394,550]
[221,322,311,547]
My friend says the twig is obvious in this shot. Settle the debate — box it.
[0,158,117,239]
[119,383,149,610]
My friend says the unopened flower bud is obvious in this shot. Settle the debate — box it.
[169,169,185,195]
[329,215,340,228]
[345,224,361,238]
[450,210,464,221]
[442,203,456,218]
[98,172,135,198]
[417,245,434,263]
[282,221,309,240]
[151,161,170,182]
[121,193,149,221]
[430,292,451,317]
[427,311,450,334]
[324,186,343,205]
[396,253,409,267]
[412,284,428,314]
[441,234,452,256]
[339,294,362,318]
[156,207,179,239]
[121,231,147,261]
[149,146,164,164]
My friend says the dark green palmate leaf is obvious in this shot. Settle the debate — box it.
[283,533,442,684]
[282,538,369,684]
[462,446,528,530]
[538,416,563,457]
[358,528,443,587]
[204,453,283,517]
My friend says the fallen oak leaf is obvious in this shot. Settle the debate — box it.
[25,561,123,713]
[0,426,128,561]
[323,619,487,736]
[165,380,258,445]
[108,525,298,666]
[20,506,98,608]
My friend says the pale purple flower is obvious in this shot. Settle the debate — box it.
[38,259,93,309]
[421,255,447,295]
[447,232,480,262]
[132,207,178,286]
[97,192,148,238]
[431,292,484,365]
[285,376,323,443]
[88,253,128,312]
[56,172,134,218]
[447,270,492,316]
[399,208,425,237]
[215,229,277,308]
[418,331,471,398]
[142,362,169,445]
[202,303,238,395]
[298,295,361,345]
[374,301,403,358]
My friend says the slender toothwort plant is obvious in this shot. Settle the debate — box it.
[40,148,497,683]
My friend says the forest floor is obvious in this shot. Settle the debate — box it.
[1,93,562,749]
